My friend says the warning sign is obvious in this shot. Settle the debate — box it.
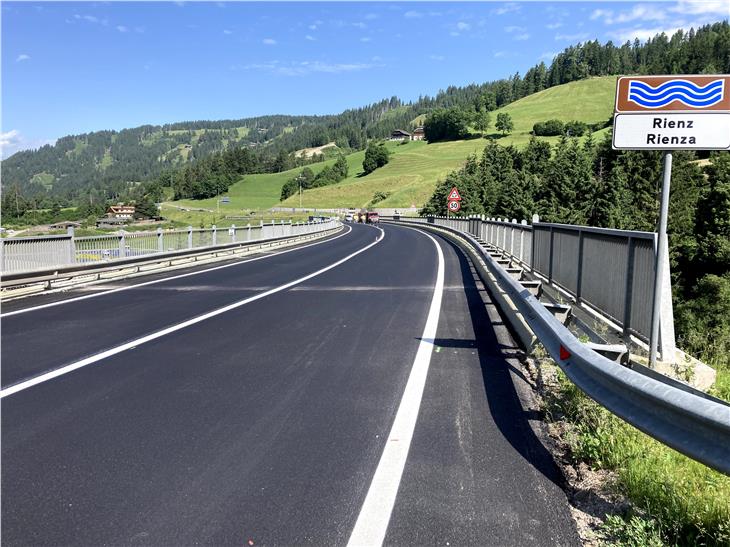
[447,187,462,201]
[613,75,730,150]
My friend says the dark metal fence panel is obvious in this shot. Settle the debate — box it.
[580,232,630,325]
[549,228,580,293]
[532,227,552,275]
[630,238,657,340]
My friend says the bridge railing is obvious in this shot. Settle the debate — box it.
[0,220,338,275]
[423,216,666,351]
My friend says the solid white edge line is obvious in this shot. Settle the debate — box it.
[347,229,445,547]
[1,225,352,318]
[0,226,384,399]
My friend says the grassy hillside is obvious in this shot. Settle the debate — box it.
[167,76,618,213]
[281,76,617,209]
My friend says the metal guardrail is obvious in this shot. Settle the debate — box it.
[387,218,730,475]
[0,220,334,276]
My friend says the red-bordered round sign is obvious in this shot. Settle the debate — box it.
[448,200,461,212]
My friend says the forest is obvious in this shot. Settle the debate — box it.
[2,20,728,210]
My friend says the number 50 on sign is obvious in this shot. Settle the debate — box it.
[448,200,461,212]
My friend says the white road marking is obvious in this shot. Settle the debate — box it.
[0,226,384,399]
[347,229,445,547]
[1,225,352,318]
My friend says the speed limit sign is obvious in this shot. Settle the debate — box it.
[448,200,461,212]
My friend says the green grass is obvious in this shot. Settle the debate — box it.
[168,76,619,211]
[544,362,730,546]
[30,172,55,189]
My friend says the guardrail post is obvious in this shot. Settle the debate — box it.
[212,225,217,246]
[187,226,193,249]
[231,224,237,243]
[576,228,585,302]
[119,233,126,258]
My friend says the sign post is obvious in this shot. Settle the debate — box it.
[613,74,730,368]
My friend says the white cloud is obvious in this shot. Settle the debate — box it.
[515,33,530,41]
[0,130,20,147]
[430,54,445,61]
[456,21,471,31]
[546,22,563,29]
[0,131,55,159]
[671,0,729,15]
[450,31,460,37]
[405,10,423,18]
[555,32,589,41]
[365,13,378,20]
[504,25,526,33]
[494,51,507,58]
[305,34,316,41]
[116,25,128,33]
[492,3,520,16]
[609,26,684,43]
[15,54,30,62]
[223,29,233,35]
[360,37,371,42]
[234,60,380,77]
[352,22,367,29]
[540,51,559,60]
[590,9,613,21]
[591,4,668,25]
[262,38,277,45]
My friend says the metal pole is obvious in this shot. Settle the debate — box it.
[649,152,673,368]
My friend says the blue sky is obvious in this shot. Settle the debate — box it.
[2,1,727,157]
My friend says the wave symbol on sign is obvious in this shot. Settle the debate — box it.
[628,79,724,109]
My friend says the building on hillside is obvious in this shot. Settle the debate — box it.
[390,129,411,141]
[49,221,82,230]
[106,205,135,219]
[411,126,425,141]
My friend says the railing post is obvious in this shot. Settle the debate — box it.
[119,233,126,258]
[232,224,237,243]
[212,225,217,246]
[548,225,555,284]
[576,228,584,302]
[187,226,193,249]
[157,227,163,252]
[622,236,636,337]
[511,219,517,257]
[67,226,76,264]
[519,221,526,263]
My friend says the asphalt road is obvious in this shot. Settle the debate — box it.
[1,222,579,546]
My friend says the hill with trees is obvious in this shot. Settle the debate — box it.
[2,20,728,215]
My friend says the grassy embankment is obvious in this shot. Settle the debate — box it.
[539,355,730,546]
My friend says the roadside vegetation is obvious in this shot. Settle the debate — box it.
[535,355,730,546]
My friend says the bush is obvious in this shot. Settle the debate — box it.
[533,119,565,136]
[362,142,390,175]
[564,120,588,136]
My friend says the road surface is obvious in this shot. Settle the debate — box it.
[1,222,579,546]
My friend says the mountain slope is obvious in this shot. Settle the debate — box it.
[279,76,617,209]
